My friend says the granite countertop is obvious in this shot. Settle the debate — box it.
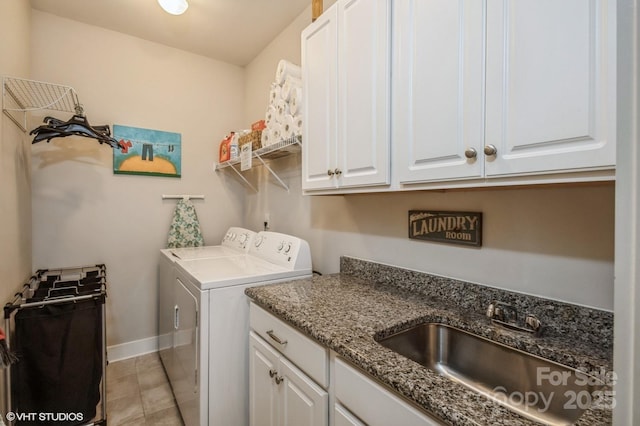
[245,270,613,426]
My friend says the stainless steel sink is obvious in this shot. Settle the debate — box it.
[377,323,605,425]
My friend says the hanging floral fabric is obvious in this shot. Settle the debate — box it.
[167,198,205,248]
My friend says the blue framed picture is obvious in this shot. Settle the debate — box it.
[113,124,181,178]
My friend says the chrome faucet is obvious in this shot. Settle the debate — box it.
[486,301,543,336]
[524,314,543,334]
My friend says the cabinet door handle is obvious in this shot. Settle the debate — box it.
[266,330,288,346]
[275,375,284,385]
[334,168,342,176]
[484,144,498,156]
[269,369,277,378]
[327,169,335,176]
[174,305,179,330]
[464,147,477,159]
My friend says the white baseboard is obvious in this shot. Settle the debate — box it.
[107,336,158,362]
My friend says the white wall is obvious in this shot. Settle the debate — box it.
[0,0,31,413]
[30,11,247,348]
[244,6,311,123]
[243,2,336,124]
[243,6,615,311]
[0,0,32,305]
[613,0,640,422]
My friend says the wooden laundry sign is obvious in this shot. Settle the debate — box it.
[409,210,482,247]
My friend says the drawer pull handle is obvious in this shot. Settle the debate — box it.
[275,375,284,385]
[269,369,277,378]
[266,330,288,346]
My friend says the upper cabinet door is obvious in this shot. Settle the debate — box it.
[302,6,338,191]
[302,0,391,192]
[337,0,391,188]
[393,0,485,184]
[484,0,616,177]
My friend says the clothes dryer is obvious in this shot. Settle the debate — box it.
[170,231,311,426]
[158,227,256,378]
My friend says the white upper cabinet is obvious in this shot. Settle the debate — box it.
[302,0,391,192]
[484,0,616,177]
[302,6,338,191]
[393,0,616,187]
[337,0,391,188]
[393,0,485,184]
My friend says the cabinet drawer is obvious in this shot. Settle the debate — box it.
[335,357,442,426]
[250,303,328,388]
[335,403,366,426]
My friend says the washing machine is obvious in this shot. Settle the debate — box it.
[158,227,256,381]
[170,231,312,426]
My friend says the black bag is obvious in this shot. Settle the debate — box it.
[12,298,103,426]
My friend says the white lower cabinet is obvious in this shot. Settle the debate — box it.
[249,303,443,426]
[249,332,328,426]
[334,403,366,426]
[334,357,443,426]
[280,356,328,426]
[249,332,279,426]
[249,303,329,426]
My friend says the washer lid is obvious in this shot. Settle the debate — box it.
[176,255,311,290]
[165,245,243,261]
[160,227,257,262]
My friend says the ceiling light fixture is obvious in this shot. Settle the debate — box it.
[157,0,189,15]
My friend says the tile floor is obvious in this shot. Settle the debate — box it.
[106,352,184,425]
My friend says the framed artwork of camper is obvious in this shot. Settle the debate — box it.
[113,125,181,178]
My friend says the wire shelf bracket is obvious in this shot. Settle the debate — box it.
[2,76,83,132]
[215,136,302,192]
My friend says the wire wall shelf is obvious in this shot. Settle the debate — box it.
[215,135,302,192]
[2,76,82,132]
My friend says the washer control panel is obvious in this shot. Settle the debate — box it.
[250,231,312,270]
[221,227,257,251]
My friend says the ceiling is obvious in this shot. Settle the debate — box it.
[30,0,311,66]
